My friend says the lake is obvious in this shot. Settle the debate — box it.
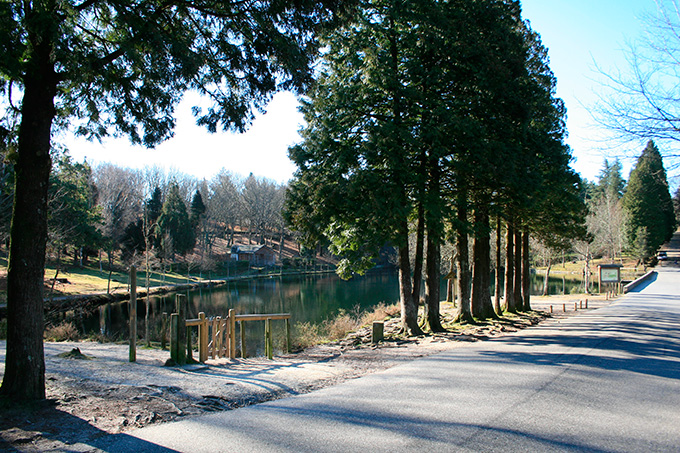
[74,270,589,346]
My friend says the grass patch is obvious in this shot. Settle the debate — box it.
[290,303,400,350]
[44,322,79,342]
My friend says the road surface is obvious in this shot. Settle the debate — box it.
[94,266,680,452]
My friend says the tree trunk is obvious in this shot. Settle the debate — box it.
[1,26,58,400]
[454,193,473,323]
[425,233,444,331]
[446,252,455,303]
[502,221,515,313]
[411,202,425,307]
[522,230,531,311]
[513,228,522,310]
[493,217,502,315]
[542,260,552,296]
[471,207,495,320]
[398,242,423,336]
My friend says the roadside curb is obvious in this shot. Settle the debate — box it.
[623,270,656,293]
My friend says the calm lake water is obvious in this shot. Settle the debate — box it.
[73,270,589,346]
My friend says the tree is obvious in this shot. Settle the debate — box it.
[189,190,206,229]
[587,160,626,261]
[674,187,680,224]
[596,1,680,172]
[93,165,142,292]
[287,0,427,335]
[48,155,101,268]
[622,140,676,262]
[159,183,194,257]
[0,0,350,401]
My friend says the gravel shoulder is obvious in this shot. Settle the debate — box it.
[0,295,611,452]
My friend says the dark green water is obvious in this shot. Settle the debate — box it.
[81,270,587,344]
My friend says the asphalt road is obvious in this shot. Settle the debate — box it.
[94,266,680,452]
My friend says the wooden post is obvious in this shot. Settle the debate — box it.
[562,303,566,312]
[240,321,247,358]
[550,305,553,313]
[186,325,193,362]
[285,318,291,354]
[265,317,273,359]
[175,294,187,365]
[129,266,137,362]
[170,313,179,363]
[574,302,578,311]
[161,312,168,350]
[580,300,583,309]
[228,308,236,359]
[585,299,588,309]
[198,312,208,363]
[372,321,384,344]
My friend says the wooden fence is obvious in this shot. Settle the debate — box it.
[177,309,291,363]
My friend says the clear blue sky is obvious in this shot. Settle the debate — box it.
[65,0,664,185]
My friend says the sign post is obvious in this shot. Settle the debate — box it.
[598,264,622,294]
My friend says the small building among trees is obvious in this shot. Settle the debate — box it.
[230,244,277,266]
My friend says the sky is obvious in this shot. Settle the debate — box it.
[64,0,666,186]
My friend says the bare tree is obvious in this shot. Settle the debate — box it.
[587,192,625,262]
[241,174,285,247]
[93,164,143,292]
[209,170,243,246]
[596,0,680,173]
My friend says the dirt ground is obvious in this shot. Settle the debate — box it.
[0,295,613,452]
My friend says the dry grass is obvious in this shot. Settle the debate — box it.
[44,322,80,342]
[290,303,400,350]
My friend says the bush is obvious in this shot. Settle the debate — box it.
[45,322,80,342]
[290,321,324,350]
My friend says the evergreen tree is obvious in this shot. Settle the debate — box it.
[48,156,102,264]
[159,184,195,257]
[622,140,676,261]
[190,190,207,228]
[673,187,680,224]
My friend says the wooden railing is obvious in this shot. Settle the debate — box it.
[181,309,291,363]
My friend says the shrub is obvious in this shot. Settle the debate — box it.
[45,322,80,342]
[290,321,324,350]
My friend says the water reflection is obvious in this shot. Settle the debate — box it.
[73,271,588,348]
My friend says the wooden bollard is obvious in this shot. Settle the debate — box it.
[175,295,187,365]
[575,302,578,311]
[229,308,236,359]
[129,266,137,363]
[170,313,179,363]
[550,305,553,313]
[285,318,291,354]
[372,321,384,344]
[563,303,566,312]
[265,318,273,359]
[585,299,588,309]
[198,312,208,363]
[580,300,583,309]
[161,312,168,350]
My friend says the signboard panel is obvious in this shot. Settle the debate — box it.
[600,268,620,283]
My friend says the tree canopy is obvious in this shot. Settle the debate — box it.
[286,0,585,331]
[0,0,352,401]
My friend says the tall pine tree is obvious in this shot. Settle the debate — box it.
[622,140,676,262]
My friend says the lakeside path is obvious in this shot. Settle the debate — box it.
[93,265,680,452]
